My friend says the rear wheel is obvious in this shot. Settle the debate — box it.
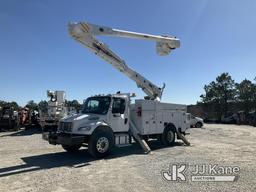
[160,125,176,146]
[62,144,81,153]
[88,128,114,158]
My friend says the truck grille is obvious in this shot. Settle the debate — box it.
[59,122,72,132]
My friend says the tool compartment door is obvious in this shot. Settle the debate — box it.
[142,111,156,135]
[155,111,164,134]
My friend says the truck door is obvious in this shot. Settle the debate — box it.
[110,97,129,132]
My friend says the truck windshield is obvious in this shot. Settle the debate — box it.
[82,97,111,115]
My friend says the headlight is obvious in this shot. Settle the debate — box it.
[78,126,91,131]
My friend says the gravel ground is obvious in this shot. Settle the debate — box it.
[0,124,255,192]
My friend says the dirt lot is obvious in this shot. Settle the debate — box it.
[0,124,255,192]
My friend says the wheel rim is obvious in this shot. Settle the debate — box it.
[96,137,109,153]
[167,131,174,142]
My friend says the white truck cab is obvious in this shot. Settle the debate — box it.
[60,94,130,135]
[44,93,190,157]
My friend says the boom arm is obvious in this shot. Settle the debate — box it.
[68,22,180,100]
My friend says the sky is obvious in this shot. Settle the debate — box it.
[0,0,256,106]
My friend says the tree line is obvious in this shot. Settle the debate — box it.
[1,72,255,121]
[199,72,256,121]
[0,99,83,113]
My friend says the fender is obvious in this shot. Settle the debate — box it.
[75,120,110,135]
[91,125,114,136]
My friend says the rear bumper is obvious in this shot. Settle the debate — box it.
[42,132,85,146]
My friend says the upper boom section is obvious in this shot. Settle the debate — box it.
[68,22,180,100]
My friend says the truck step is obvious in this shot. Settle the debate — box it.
[115,143,132,148]
[115,133,130,146]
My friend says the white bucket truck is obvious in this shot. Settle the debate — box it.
[43,22,190,158]
[40,90,67,133]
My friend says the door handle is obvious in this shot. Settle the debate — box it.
[124,118,128,124]
[113,113,121,117]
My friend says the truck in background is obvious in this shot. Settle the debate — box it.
[18,108,40,129]
[40,90,68,133]
[0,106,19,131]
[188,114,204,128]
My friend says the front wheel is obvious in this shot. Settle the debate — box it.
[62,144,81,153]
[88,128,114,158]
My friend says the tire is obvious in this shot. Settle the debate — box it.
[62,144,81,153]
[195,122,202,128]
[160,125,176,146]
[88,128,114,158]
